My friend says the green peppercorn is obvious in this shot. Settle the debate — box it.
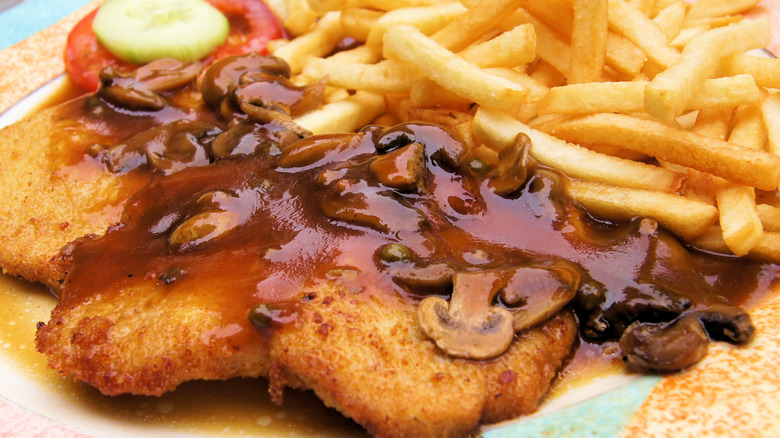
[158,266,185,284]
[379,243,413,263]
[248,304,275,329]
[468,157,492,174]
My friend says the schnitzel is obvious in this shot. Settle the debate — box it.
[3,57,580,437]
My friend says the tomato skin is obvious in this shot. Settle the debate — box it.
[64,0,285,91]
[64,9,135,91]
[203,0,285,63]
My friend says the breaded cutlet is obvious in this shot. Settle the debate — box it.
[0,98,148,288]
[36,277,576,437]
[0,92,578,437]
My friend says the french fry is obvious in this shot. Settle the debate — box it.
[712,100,769,256]
[716,182,763,256]
[282,0,319,36]
[302,57,419,93]
[685,108,752,250]
[606,0,681,69]
[694,227,780,263]
[627,0,659,17]
[566,180,718,241]
[322,44,382,64]
[538,82,644,115]
[458,24,536,69]
[757,204,780,232]
[306,0,453,13]
[653,0,687,41]
[323,86,350,103]
[723,54,780,89]
[516,0,574,31]
[522,0,646,78]
[271,12,346,74]
[500,9,576,80]
[416,107,479,147]
[430,0,525,52]
[668,26,708,48]
[410,77,471,107]
[544,113,780,190]
[528,59,567,89]
[739,232,780,263]
[383,24,530,110]
[683,15,744,29]
[761,91,780,156]
[483,67,548,102]
[473,107,685,192]
[569,0,608,83]
[360,0,456,12]
[644,15,770,121]
[305,0,355,13]
[683,169,719,205]
[693,106,733,141]
[687,0,759,20]
[729,103,767,150]
[294,91,386,134]
[685,75,762,109]
[340,7,384,41]
[365,3,466,47]
[537,75,760,115]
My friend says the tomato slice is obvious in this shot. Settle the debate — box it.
[64,9,136,92]
[202,0,285,63]
[64,0,285,91]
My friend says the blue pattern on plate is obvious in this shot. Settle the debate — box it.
[483,376,662,438]
[0,0,88,50]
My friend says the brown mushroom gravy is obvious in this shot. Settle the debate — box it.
[50,54,778,373]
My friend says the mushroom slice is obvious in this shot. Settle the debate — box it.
[199,53,291,109]
[132,58,203,92]
[579,283,692,340]
[387,261,454,293]
[321,179,426,233]
[418,271,514,360]
[92,120,221,174]
[169,209,241,251]
[620,314,710,372]
[488,133,537,197]
[277,134,356,169]
[97,67,167,111]
[168,190,243,252]
[693,304,755,345]
[369,142,426,190]
[501,264,580,333]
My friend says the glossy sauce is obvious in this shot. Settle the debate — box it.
[8,70,780,436]
[61,122,777,348]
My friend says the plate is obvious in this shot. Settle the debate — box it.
[0,2,779,437]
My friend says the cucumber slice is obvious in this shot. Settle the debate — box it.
[93,0,230,65]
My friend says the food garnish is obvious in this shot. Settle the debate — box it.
[65,0,284,91]
[92,0,230,65]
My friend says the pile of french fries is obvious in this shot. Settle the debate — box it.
[264,0,780,262]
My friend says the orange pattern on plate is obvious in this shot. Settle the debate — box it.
[622,291,780,437]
